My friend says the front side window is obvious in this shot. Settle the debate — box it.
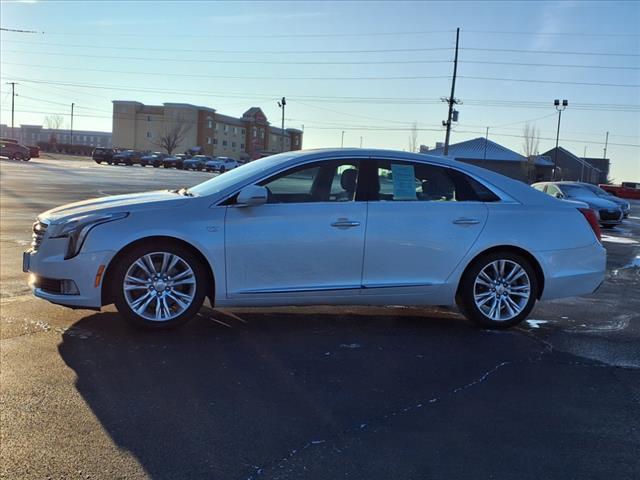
[258,160,359,204]
[370,160,495,202]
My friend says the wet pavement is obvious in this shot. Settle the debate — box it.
[1,156,639,479]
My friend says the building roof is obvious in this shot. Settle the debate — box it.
[542,146,602,172]
[425,137,528,161]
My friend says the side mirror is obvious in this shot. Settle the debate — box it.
[236,185,268,207]
[555,192,564,199]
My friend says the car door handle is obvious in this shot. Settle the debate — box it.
[331,219,361,228]
[452,218,480,225]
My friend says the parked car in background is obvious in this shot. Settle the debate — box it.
[531,181,623,227]
[28,145,40,158]
[162,154,187,169]
[139,152,167,168]
[580,183,631,218]
[0,139,31,161]
[24,148,606,330]
[204,156,240,173]
[92,147,114,164]
[111,150,142,166]
[183,155,209,171]
[599,182,640,200]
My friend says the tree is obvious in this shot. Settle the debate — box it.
[44,115,64,143]
[407,121,418,153]
[156,121,192,155]
[521,123,540,183]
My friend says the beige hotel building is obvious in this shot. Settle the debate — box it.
[111,101,303,160]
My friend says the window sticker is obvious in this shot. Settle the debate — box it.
[391,164,417,200]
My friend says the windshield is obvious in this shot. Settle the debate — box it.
[560,184,592,197]
[188,151,300,197]
[582,184,610,197]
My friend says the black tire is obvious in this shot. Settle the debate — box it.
[23,157,30,161]
[153,163,160,168]
[14,153,23,161]
[95,160,102,164]
[456,251,538,329]
[111,242,209,329]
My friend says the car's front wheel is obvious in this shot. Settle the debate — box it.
[111,243,209,329]
[457,252,538,329]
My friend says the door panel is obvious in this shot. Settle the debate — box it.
[225,203,367,297]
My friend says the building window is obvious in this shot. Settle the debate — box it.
[223,124,228,132]
[207,137,212,145]
[232,142,236,148]
[222,140,228,146]
[240,143,245,149]
[232,127,236,134]
[241,128,245,135]
[260,129,264,139]
[214,123,218,130]
[146,132,152,138]
[213,138,218,145]
[207,119,213,128]
[253,127,257,138]
[147,116,151,122]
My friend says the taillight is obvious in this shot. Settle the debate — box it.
[578,208,601,242]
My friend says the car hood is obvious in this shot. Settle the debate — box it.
[39,190,189,224]
[568,195,620,209]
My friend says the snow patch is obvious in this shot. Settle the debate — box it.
[601,235,639,245]
[526,319,548,329]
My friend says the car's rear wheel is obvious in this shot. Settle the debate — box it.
[219,166,226,173]
[457,251,538,329]
[111,243,209,329]
[14,153,23,161]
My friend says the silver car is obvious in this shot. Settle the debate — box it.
[531,181,624,227]
[24,149,606,330]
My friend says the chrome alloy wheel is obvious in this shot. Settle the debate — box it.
[123,252,197,322]
[473,260,531,322]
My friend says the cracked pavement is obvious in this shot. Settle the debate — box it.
[1,156,639,479]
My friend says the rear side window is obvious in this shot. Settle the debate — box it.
[370,160,499,202]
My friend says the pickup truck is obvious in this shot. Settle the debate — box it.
[599,182,640,200]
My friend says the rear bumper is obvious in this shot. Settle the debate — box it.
[535,242,606,300]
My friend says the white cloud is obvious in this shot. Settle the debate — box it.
[531,1,579,50]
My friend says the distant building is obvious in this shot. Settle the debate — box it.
[541,147,609,184]
[0,124,112,148]
[111,101,302,160]
[422,137,553,183]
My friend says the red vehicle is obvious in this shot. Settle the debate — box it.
[599,182,640,200]
[28,145,40,158]
[0,138,31,161]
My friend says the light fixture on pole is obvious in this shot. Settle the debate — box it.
[552,99,568,180]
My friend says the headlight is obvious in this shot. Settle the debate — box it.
[50,212,128,259]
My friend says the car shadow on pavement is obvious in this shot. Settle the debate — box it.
[58,307,543,479]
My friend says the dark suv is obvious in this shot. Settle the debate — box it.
[0,139,31,161]
[111,150,142,166]
[92,147,114,164]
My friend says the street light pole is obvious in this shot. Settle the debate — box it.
[277,97,286,152]
[341,130,345,148]
[70,102,75,146]
[553,99,568,180]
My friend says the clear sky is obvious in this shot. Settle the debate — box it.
[1,0,638,180]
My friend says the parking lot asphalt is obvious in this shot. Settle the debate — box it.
[1,156,639,480]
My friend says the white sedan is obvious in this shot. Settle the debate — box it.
[23,149,605,329]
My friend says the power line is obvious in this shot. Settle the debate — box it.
[5,49,639,70]
[3,38,638,57]
[4,62,639,87]
[3,27,637,38]
[4,76,639,112]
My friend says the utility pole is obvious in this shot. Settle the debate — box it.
[442,27,460,156]
[277,97,286,152]
[360,136,363,148]
[603,131,609,159]
[483,126,489,161]
[581,146,587,182]
[70,102,75,146]
[552,99,568,181]
[341,130,345,148]
[5,82,17,131]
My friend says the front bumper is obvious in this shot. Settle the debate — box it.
[24,247,114,308]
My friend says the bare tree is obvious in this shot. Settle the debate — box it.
[407,121,418,153]
[156,121,192,155]
[44,115,64,143]
[521,123,540,183]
